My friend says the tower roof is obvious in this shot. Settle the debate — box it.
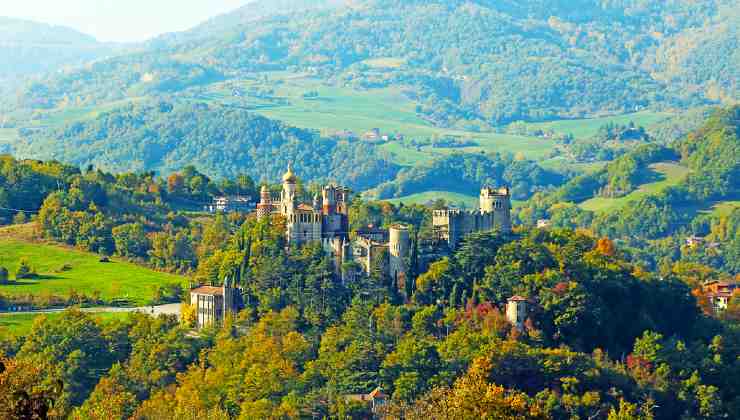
[282,163,297,183]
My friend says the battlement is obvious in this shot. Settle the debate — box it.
[481,186,510,197]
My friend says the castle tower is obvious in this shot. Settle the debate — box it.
[281,163,297,216]
[389,224,411,285]
[257,185,272,219]
[493,187,512,233]
[480,187,496,213]
[322,185,337,215]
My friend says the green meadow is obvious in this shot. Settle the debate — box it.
[0,239,186,306]
[385,191,480,208]
[579,162,690,212]
[521,111,672,139]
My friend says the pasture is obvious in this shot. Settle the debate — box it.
[0,239,187,306]
[579,162,690,212]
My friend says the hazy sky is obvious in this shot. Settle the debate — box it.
[2,0,253,43]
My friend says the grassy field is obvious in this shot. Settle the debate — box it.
[196,74,557,165]
[385,191,480,208]
[0,311,130,338]
[522,111,672,139]
[704,200,740,217]
[0,239,186,306]
[579,162,690,212]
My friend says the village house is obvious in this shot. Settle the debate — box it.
[703,280,738,314]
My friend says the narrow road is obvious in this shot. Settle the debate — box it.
[0,303,182,317]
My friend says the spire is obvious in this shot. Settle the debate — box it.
[282,163,297,183]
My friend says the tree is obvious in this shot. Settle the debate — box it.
[15,258,35,280]
[112,223,150,259]
[0,266,8,285]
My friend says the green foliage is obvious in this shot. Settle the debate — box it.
[14,258,35,280]
[369,152,565,201]
[17,100,400,191]
[14,0,736,125]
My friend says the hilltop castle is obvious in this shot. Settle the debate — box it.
[256,164,352,270]
[191,165,513,327]
[258,164,512,271]
[432,187,512,249]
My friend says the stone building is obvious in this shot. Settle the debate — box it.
[257,164,352,274]
[190,277,239,328]
[257,164,350,246]
[353,224,412,284]
[432,186,512,249]
[208,196,254,213]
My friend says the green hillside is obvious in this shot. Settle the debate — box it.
[0,239,186,306]
[385,191,479,208]
[0,17,113,80]
[12,0,736,127]
[579,162,690,212]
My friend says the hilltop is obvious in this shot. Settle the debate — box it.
[0,17,113,82]
[11,0,738,125]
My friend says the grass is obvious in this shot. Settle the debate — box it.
[0,311,131,338]
[521,111,672,139]
[0,239,187,306]
[363,57,406,68]
[194,74,557,165]
[707,201,740,217]
[385,191,480,208]
[579,162,690,212]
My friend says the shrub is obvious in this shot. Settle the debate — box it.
[0,267,8,284]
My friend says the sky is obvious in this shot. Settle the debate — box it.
[1,0,254,43]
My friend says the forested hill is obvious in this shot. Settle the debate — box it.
[519,105,740,273]
[0,17,112,81]
[12,100,400,190]
[15,0,738,125]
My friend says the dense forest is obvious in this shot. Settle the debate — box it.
[2,219,739,418]
[13,100,400,191]
[10,0,738,126]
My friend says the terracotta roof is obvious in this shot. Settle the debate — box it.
[191,286,223,296]
[508,295,528,302]
[368,387,387,399]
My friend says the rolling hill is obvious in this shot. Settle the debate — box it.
[0,17,114,83]
[11,0,738,126]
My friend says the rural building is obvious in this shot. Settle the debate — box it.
[190,278,239,328]
[208,196,254,213]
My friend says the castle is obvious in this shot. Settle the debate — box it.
[432,186,512,249]
[256,164,352,271]
[190,165,513,327]
[259,164,512,276]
